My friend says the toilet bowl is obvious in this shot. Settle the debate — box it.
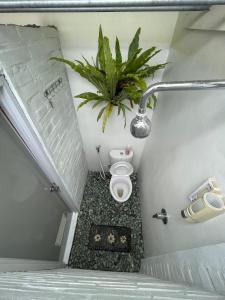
[109,161,133,203]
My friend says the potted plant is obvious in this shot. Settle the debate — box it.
[51,26,166,132]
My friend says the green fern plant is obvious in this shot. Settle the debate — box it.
[50,26,166,132]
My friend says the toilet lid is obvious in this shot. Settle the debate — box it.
[110,161,133,176]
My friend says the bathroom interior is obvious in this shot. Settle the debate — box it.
[1,1,225,299]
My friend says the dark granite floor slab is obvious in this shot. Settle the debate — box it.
[68,171,144,272]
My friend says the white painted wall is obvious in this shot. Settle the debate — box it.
[139,9,225,257]
[0,12,178,170]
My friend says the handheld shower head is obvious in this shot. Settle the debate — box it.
[130,112,151,138]
[130,79,225,138]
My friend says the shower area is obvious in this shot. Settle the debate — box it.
[1,1,225,299]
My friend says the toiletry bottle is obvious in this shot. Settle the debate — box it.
[125,145,131,155]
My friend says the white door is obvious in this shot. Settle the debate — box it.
[0,110,69,261]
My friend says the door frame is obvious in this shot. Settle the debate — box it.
[0,72,78,212]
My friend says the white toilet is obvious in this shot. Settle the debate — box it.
[109,149,134,203]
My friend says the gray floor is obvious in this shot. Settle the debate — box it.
[69,171,144,272]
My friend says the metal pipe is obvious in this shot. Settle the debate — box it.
[130,79,225,138]
[139,80,225,113]
[0,6,210,12]
[0,0,224,11]
[0,0,224,8]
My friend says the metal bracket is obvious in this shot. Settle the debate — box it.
[44,77,63,108]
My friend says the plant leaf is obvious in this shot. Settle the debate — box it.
[121,106,127,128]
[125,47,159,73]
[115,37,122,67]
[75,92,104,100]
[147,94,157,109]
[120,74,147,90]
[77,99,94,110]
[51,57,109,97]
[127,27,141,62]
[51,27,167,132]
[151,93,157,108]
[130,99,134,108]
[123,85,142,104]
[92,99,105,109]
[118,105,121,115]
[50,57,80,72]
[96,25,105,71]
[102,103,113,132]
[103,37,118,98]
[120,102,132,112]
[136,63,167,78]
[97,106,106,122]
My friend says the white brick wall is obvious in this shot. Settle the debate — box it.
[0,24,88,210]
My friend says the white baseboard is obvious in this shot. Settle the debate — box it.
[59,212,78,265]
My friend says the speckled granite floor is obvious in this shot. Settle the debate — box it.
[68,171,144,272]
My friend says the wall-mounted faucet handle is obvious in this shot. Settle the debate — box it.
[152,208,168,225]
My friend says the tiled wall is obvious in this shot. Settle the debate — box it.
[0,268,222,299]
[0,25,87,210]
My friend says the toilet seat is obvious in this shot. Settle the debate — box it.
[110,161,133,176]
[109,162,133,203]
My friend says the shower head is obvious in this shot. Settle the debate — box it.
[130,79,225,138]
[130,112,151,139]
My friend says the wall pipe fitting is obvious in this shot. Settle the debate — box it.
[130,79,225,138]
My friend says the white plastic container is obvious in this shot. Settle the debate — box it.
[182,191,225,223]
[188,177,220,202]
